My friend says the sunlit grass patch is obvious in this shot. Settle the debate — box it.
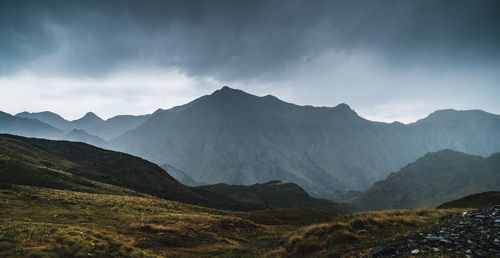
[280,208,464,257]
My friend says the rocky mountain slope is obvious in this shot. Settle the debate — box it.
[352,150,500,210]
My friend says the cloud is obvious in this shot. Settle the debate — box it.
[0,0,499,122]
[2,0,499,80]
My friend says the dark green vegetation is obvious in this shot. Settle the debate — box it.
[111,87,500,196]
[438,191,500,209]
[353,150,500,210]
[198,180,345,211]
[0,134,265,211]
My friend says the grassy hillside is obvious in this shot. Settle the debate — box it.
[0,185,267,257]
[353,150,500,210]
[437,191,500,209]
[0,184,466,257]
[198,180,346,211]
[0,134,264,211]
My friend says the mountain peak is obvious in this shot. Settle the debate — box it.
[212,86,247,96]
[207,86,257,103]
[334,103,351,110]
[15,111,65,120]
[79,112,103,122]
[332,103,358,117]
[15,111,30,116]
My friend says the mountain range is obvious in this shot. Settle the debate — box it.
[16,111,149,141]
[352,149,500,210]
[110,87,500,195]
[2,86,500,196]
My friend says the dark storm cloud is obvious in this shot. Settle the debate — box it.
[1,0,500,80]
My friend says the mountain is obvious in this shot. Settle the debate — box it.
[352,150,500,210]
[0,111,62,139]
[161,163,199,186]
[70,112,104,130]
[16,111,71,129]
[0,134,265,211]
[198,180,345,211]
[437,191,500,209]
[63,129,108,148]
[85,114,150,140]
[16,111,150,140]
[111,86,500,196]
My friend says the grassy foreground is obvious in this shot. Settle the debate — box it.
[0,184,465,257]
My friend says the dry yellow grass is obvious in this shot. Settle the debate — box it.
[0,184,467,257]
[0,185,271,257]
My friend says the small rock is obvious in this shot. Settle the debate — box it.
[411,249,419,255]
[426,235,442,241]
[465,249,472,255]
[373,245,396,257]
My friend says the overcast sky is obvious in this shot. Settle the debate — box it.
[1,0,499,123]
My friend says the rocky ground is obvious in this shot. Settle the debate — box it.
[373,206,500,257]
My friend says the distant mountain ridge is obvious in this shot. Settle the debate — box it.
[4,86,500,196]
[63,129,108,148]
[0,111,62,139]
[15,111,150,140]
[352,150,500,210]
